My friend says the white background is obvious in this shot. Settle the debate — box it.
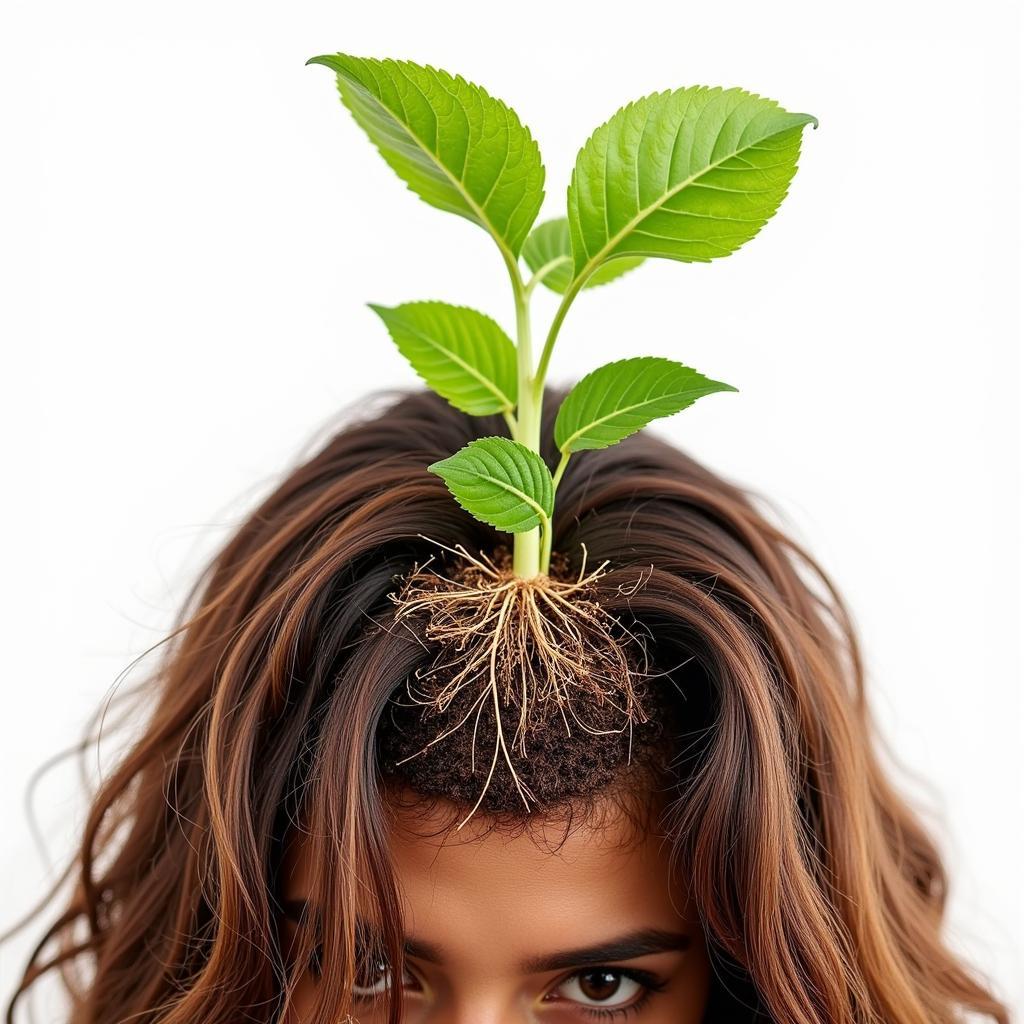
[2,0,1021,1018]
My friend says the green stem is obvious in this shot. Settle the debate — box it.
[502,409,518,440]
[524,255,571,297]
[533,272,587,403]
[509,265,542,579]
[539,450,571,574]
[508,256,591,578]
[551,449,571,494]
[537,514,552,578]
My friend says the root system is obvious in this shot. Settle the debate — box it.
[388,539,652,828]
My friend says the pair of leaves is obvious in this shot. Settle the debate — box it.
[310,53,815,294]
[371,300,736,530]
[428,357,735,533]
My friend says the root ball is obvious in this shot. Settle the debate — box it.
[384,540,656,827]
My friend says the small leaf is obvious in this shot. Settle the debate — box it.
[568,87,816,281]
[369,302,517,416]
[555,356,737,453]
[522,218,644,294]
[429,437,553,533]
[308,54,545,256]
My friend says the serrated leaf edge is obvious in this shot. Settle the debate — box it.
[428,437,553,533]
[556,357,738,453]
[369,302,517,414]
[309,54,545,259]
[568,87,816,281]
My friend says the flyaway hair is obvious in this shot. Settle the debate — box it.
[4,389,1008,1024]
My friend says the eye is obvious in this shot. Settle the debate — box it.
[554,968,644,1008]
[353,955,392,997]
[352,956,419,999]
[306,944,420,999]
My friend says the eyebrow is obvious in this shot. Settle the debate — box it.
[281,899,443,962]
[520,928,692,973]
[281,901,690,974]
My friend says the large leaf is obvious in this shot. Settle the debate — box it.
[521,218,644,294]
[308,54,545,256]
[567,87,816,280]
[554,356,737,453]
[429,437,553,533]
[369,301,517,416]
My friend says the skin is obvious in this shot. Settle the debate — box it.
[277,789,711,1023]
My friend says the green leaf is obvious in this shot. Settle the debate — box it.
[521,218,644,294]
[429,437,553,533]
[307,54,545,257]
[369,301,517,416]
[554,356,737,453]
[567,87,816,280]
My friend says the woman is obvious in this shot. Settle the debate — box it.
[4,388,1008,1023]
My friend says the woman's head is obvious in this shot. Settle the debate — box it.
[6,388,1007,1024]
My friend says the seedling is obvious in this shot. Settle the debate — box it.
[309,54,816,819]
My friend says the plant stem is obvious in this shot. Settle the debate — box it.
[524,255,571,297]
[512,258,595,577]
[533,273,587,403]
[510,268,543,578]
[507,253,594,577]
[551,449,571,494]
[539,450,571,574]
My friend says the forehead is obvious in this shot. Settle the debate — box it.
[281,795,696,971]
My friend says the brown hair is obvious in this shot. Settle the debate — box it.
[4,388,1008,1024]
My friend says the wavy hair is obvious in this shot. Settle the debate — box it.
[4,388,1008,1024]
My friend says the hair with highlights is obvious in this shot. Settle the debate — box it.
[4,388,1008,1024]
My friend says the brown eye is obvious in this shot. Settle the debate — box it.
[351,958,419,999]
[352,957,392,997]
[555,969,643,1008]
[580,970,627,1000]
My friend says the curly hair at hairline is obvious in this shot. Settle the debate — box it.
[4,388,1008,1024]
